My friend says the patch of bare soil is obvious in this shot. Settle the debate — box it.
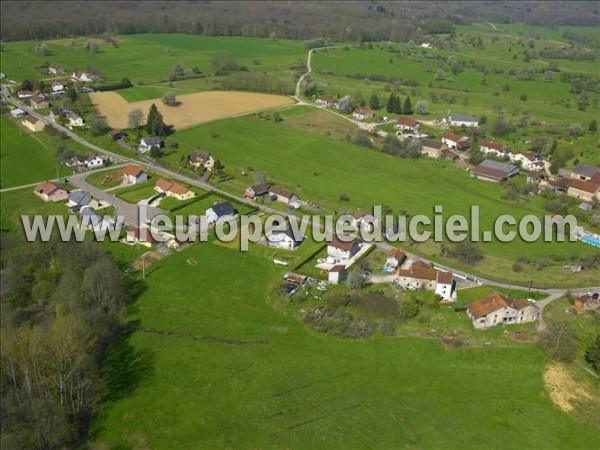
[544,363,595,413]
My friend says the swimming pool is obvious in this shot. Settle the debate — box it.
[582,236,600,247]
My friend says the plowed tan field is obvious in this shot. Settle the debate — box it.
[90,91,294,129]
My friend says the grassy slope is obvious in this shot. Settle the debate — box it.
[0,117,91,188]
[169,114,597,262]
[0,34,305,84]
[91,241,598,449]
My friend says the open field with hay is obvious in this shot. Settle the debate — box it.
[90,90,295,129]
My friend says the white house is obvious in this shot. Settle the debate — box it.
[327,235,359,260]
[188,149,215,170]
[34,181,69,202]
[154,179,195,201]
[448,114,479,127]
[67,112,84,127]
[17,90,33,99]
[383,248,406,272]
[138,136,161,154]
[511,151,544,171]
[72,71,93,83]
[442,132,470,151]
[80,208,121,233]
[397,261,456,301]
[328,265,346,285]
[52,80,65,92]
[467,293,540,329]
[396,117,420,134]
[67,190,99,211]
[66,154,104,170]
[266,222,303,250]
[353,107,373,121]
[123,165,148,185]
[480,140,510,158]
[10,108,25,118]
[316,95,338,108]
[269,186,298,205]
[48,65,61,75]
[434,271,455,300]
[205,202,237,225]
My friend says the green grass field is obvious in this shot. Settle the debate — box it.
[163,111,599,287]
[0,117,90,188]
[0,34,305,84]
[0,185,70,231]
[90,241,598,449]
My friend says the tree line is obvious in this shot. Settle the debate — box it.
[0,234,132,448]
[1,1,596,42]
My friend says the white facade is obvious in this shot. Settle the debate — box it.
[267,231,302,250]
[52,81,65,92]
[448,116,478,127]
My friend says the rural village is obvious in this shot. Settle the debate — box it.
[0,3,598,448]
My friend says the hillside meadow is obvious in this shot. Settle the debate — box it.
[0,117,89,188]
[168,113,597,252]
[0,34,305,84]
[90,240,598,449]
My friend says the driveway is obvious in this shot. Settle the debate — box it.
[69,172,165,226]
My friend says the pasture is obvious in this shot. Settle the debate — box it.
[0,34,305,84]
[167,112,599,287]
[308,24,599,167]
[90,241,598,449]
[90,90,294,129]
[0,117,88,188]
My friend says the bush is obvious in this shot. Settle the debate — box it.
[451,241,483,265]
[162,92,179,107]
[540,320,577,363]
[93,78,133,92]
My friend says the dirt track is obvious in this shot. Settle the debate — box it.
[90,90,294,129]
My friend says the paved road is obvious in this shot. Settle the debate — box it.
[2,84,599,305]
[68,171,165,226]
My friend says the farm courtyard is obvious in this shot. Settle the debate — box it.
[90,90,295,129]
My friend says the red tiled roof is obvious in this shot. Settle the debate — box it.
[397,117,418,127]
[398,260,437,281]
[35,181,61,195]
[330,265,345,273]
[155,178,190,195]
[569,179,600,194]
[388,248,406,261]
[269,186,294,199]
[123,165,144,177]
[127,226,156,243]
[327,235,356,251]
[482,140,505,151]
[436,270,453,284]
[441,148,459,159]
[354,107,372,115]
[155,178,172,191]
[318,95,336,103]
[443,132,462,142]
[467,293,509,319]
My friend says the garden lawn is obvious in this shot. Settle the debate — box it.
[91,241,598,449]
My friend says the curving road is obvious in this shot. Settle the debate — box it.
[2,83,598,307]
